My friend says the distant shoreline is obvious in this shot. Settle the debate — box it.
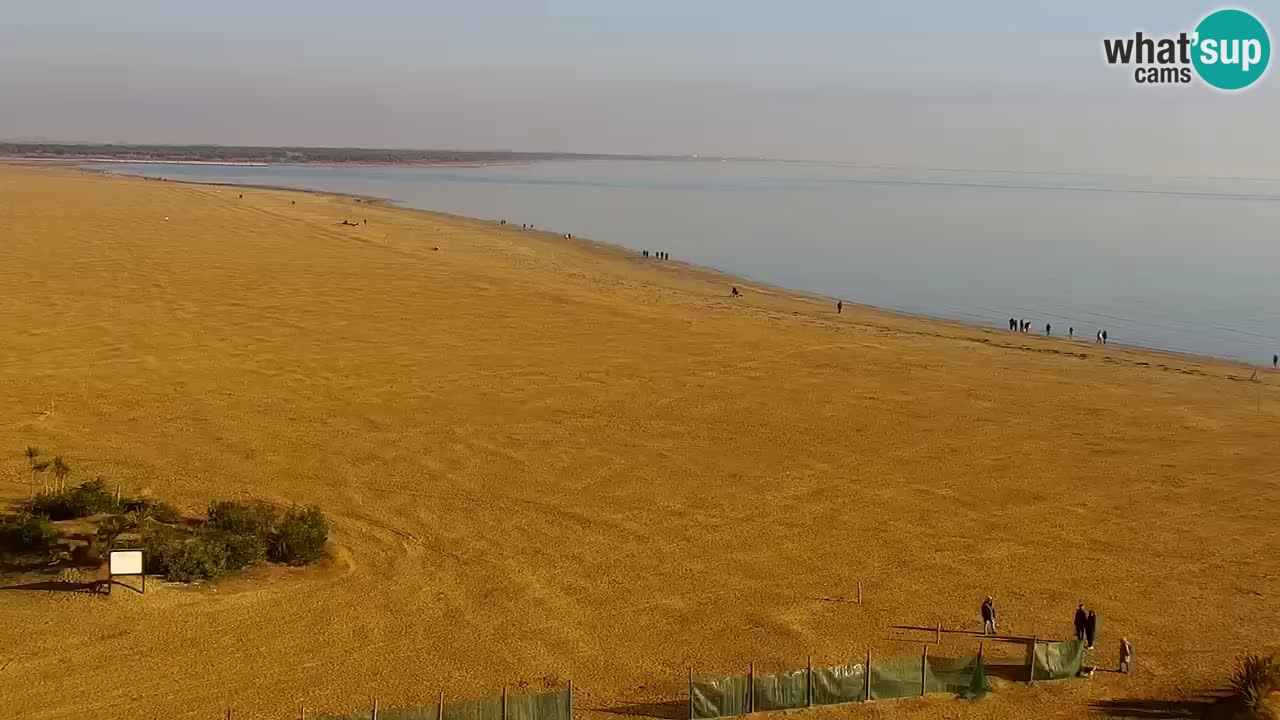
[74,162,1275,375]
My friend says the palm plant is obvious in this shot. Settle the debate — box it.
[33,460,50,493]
[51,456,70,492]
[1230,653,1279,718]
[24,446,40,497]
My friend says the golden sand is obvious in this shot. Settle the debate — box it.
[0,166,1276,719]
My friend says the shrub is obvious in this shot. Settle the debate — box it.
[122,497,183,525]
[207,500,277,538]
[1230,653,1280,718]
[215,531,267,571]
[143,529,228,582]
[25,479,117,520]
[0,513,60,555]
[269,506,328,566]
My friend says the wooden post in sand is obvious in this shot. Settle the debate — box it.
[439,692,445,720]
[936,622,941,645]
[502,686,507,720]
[300,706,306,720]
[372,698,379,720]
[1028,637,1037,686]
[806,655,813,708]
[688,668,694,720]
[226,709,232,720]
[864,650,872,701]
[857,580,862,605]
[747,661,755,714]
[568,680,574,718]
[921,644,928,697]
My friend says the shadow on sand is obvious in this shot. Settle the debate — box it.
[594,701,688,720]
[1091,691,1233,719]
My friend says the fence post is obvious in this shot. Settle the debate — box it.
[439,692,444,720]
[227,709,232,720]
[503,686,508,720]
[806,655,813,708]
[1028,637,1037,686]
[864,650,871,702]
[857,580,862,605]
[748,661,754,714]
[921,644,928,697]
[936,622,941,645]
[373,698,379,720]
[301,706,306,720]
[569,680,574,720]
[688,668,694,720]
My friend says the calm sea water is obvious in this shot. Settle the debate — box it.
[93,161,1280,364]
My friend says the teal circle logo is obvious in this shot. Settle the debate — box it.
[1192,9,1270,90]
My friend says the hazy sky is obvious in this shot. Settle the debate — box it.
[3,1,1277,175]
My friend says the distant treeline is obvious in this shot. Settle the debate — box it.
[0,143,675,164]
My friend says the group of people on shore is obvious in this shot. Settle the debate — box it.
[644,250,669,260]
[1009,317,1107,344]
[980,597,1131,674]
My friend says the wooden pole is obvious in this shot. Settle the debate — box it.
[373,698,379,720]
[748,662,754,714]
[857,580,862,605]
[502,686,507,720]
[1028,637,1037,685]
[921,644,928,697]
[688,668,694,720]
[439,692,445,720]
[569,680,574,718]
[806,655,813,708]
[864,650,872,702]
[301,706,306,720]
[936,622,941,645]
[227,709,232,720]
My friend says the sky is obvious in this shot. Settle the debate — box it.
[2,0,1278,175]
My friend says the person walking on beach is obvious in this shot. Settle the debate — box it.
[837,300,843,314]
[1069,327,1074,338]
[731,286,740,297]
[1096,330,1103,345]
[1119,638,1133,674]
[1102,330,1108,345]
[1046,323,1052,336]
[1009,317,1017,331]
[1085,610,1098,650]
[1073,604,1088,642]
[1273,354,1277,369]
[981,596,997,635]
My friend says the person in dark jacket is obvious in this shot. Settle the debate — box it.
[1073,604,1088,642]
[981,596,997,635]
[1085,610,1098,649]
[1009,317,1017,331]
[1102,330,1108,345]
[1273,354,1278,369]
[1046,323,1052,336]
[837,300,843,314]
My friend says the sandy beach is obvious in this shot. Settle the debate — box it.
[0,165,1277,720]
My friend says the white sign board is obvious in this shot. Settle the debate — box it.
[109,549,144,576]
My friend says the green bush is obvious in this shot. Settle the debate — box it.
[122,496,183,525]
[0,513,60,555]
[143,529,228,582]
[25,479,117,520]
[215,531,267,571]
[269,506,328,566]
[207,500,277,538]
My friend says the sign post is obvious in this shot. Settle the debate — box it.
[108,549,145,595]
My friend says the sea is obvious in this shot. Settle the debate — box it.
[91,160,1280,365]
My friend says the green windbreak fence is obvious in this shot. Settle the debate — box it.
[508,689,572,720]
[868,655,924,701]
[1034,640,1085,680]
[380,707,441,720]
[751,669,808,712]
[441,696,503,720]
[810,660,866,705]
[319,688,570,720]
[925,656,988,699]
[690,673,750,719]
